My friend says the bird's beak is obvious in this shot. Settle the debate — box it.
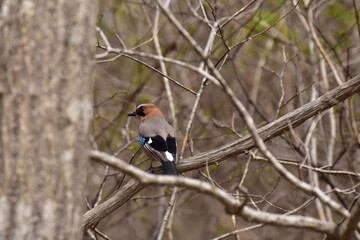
[127,111,137,117]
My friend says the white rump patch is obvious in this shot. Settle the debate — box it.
[148,138,152,144]
[165,151,174,161]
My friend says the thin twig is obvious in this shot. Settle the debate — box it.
[306,4,343,85]
[156,187,177,240]
[122,54,196,95]
[179,26,218,159]
[231,0,301,49]
[219,0,258,28]
[94,228,112,240]
[212,197,316,240]
[153,1,177,128]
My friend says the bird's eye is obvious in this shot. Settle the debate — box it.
[139,105,145,111]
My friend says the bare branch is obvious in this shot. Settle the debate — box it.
[337,201,360,239]
[89,150,244,214]
[121,54,197,95]
[84,74,360,229]
[153,1,177,128]
[219,0,260,28]
[88,150,337,235]
[156,187,177,240]
[96,45,221,87]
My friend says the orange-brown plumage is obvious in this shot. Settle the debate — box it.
[141,104,164,122]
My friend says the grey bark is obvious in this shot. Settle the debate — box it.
[0,0,96,239]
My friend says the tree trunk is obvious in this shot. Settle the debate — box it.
[0,0,96,239]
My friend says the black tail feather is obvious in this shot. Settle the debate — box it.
[161,160,179,175]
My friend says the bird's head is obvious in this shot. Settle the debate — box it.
[127,104,164,120]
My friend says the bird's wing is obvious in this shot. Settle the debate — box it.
[139,135,174,162]
[166,136,177,160]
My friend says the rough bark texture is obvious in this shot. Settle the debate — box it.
[0,0,96,239]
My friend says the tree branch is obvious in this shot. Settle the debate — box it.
[87,150,337,235]
[337,201,360,239]
[83,74,360,229]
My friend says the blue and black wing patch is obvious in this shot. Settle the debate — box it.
[139,135,167,152]
[139,134,179,175]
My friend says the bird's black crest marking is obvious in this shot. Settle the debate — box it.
[136,105,146,117]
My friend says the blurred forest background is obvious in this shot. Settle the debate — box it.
[87,0,360,239]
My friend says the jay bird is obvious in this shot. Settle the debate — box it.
[127,104,179,175]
